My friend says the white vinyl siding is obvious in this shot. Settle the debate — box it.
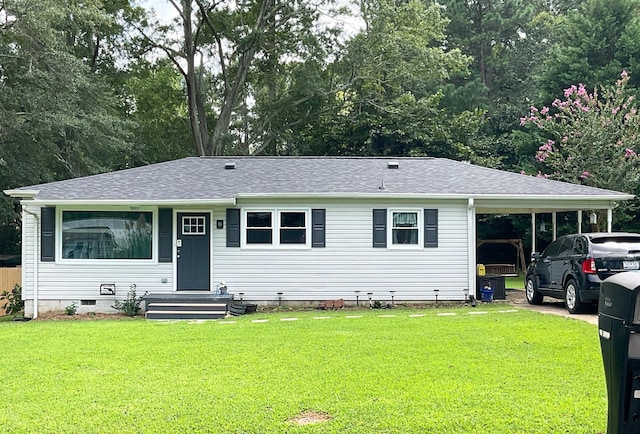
[213,199,469,303]
[21,204,173,313]
[22,199,469,314]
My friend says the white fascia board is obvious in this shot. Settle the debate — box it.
[24,198,237,207]
[236,192,634,201]
[3,189,39,198]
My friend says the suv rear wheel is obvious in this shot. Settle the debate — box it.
[564,278,586,314]
[525,276,543,305]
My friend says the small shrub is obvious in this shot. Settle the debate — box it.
[111,284,147,317]
[1,284,24,316]
[64,302,78,316]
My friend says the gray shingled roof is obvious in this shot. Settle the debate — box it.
[4,156,632,201]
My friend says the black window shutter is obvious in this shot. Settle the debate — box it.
[41,207,55,262]
[158,208,173,262]
[226,208,240,247]
[312,209,326,247]
[424,209,438,248]
[373,209,387,248]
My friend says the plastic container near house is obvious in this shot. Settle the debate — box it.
[480,283,494,303]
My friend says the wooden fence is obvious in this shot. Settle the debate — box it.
[0,267,21,314]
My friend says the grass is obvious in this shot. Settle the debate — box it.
[0,305,606,433]
[505,272,525,289]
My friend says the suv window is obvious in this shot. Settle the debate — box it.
[590,236,640,256]
[556,237,574,257]
[572,237,588,255]
[542,238,565,257]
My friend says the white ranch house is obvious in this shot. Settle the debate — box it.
[4,157,633,318]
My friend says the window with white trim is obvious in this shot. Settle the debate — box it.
[246,211,273,244]
[182,216,206,235]
[392,211,419,245]
[387,209,422,247]
[61,210,152,259]
[280,211,306,244]
[243,209,309,247]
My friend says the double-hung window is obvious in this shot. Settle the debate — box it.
[392,211,419,245]
[246,211,273,244]
[280,211,306,244]
[243,209,309,247]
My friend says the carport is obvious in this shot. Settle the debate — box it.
[466,192,634,295]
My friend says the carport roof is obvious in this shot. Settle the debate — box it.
[3,157,634,205]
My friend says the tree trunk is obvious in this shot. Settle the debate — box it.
[183,0,208,156]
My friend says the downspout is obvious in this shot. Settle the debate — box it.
[22,207,39,319]
[468,198,476,301]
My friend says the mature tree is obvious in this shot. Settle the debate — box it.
[537,0,640,103]
[309,0,489,160]
[0,0,134,179]
[0,0,136,251]
[521,72,640,228]
[136,0,341,156]
[440,0,536,100]
[121,59,193,163]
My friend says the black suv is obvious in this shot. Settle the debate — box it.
[525,232,640,313]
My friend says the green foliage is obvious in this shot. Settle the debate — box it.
[522,71,640,229]
[0,308,606,432]
[111,284,146,317]
[0,0,137,237]
[315,0,484,159]
[64,302,78,316]
[1,284,24,316]
[121,59,193,163]
[537,0,640,103]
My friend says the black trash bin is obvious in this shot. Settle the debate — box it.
[476,276,505,301]
[598,272,640,434]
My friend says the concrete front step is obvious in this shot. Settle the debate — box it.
[147,302,227,312]
[145,310,227,320]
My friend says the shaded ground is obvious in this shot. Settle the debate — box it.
[506,288,598,325]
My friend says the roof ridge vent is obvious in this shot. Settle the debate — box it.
[387,161,399,169]
[224,161,236,170]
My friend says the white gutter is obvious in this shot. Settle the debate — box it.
[235,192,635,201]
[21,206,39,319]
[3,189,39,198]
[15,198,238,207]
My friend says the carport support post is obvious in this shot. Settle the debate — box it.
[608,208,613,232]
[578,210,582,234]
[531,212,536,254]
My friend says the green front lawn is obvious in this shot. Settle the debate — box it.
[0,306,606,433]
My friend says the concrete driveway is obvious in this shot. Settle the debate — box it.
[506,289,598,325]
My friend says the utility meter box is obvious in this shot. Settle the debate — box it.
[598,272,640,434]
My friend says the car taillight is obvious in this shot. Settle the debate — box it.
[582,258,597,274]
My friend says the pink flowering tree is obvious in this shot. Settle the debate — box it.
[520,72,640,228]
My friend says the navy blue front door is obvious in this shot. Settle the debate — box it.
[177,213,210,291]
